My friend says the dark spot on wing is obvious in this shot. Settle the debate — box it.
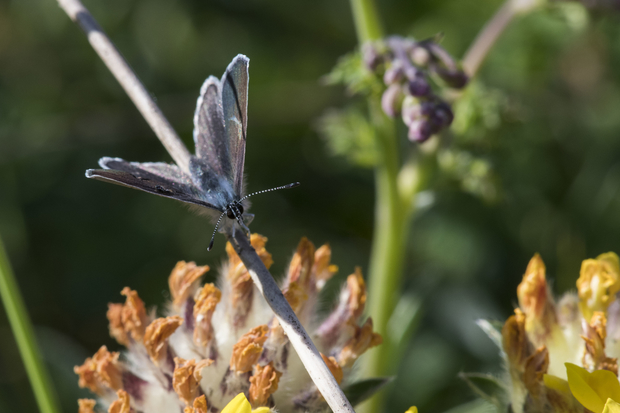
[155,185,173,195]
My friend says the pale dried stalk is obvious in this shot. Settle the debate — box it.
[56,0,354,411]
[57,0,191,174]
[462,0,541,77]
[231,231,356,413]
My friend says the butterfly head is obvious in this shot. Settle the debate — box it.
[226,202,244,219]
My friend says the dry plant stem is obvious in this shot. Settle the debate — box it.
[56,0,192,174]
[57,0,354,410]
[462,0,524,77]
[231,231,356,413]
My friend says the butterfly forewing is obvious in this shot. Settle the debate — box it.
[193,76,232,181]
[221,54,249,196]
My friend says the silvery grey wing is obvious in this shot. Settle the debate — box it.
[193,76,232,181]
[85,157,220,210]
[221,54,249,196]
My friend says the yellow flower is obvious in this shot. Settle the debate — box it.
[565,363,620,413]
[221,393,270,413]
[405,408,418,413]
[604,399,620,413]
[577,252,620,319]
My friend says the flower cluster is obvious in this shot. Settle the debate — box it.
[363,36,468,143]
[477,252,620,413]
[74,235,382,413]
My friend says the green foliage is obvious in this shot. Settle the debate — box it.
[342,377,393,407]
[458,373,507,409]
[451,82,509,145]
[436,148,500,203]
[317,107,379,168]
[322,51,383,97]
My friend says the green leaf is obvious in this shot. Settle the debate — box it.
[387,293,423,369]
[459,372,506,407]
[342,377,393,407]
[476,319,503,350]
[322,51,383,97]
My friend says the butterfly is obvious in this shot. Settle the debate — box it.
[86,54,299,250]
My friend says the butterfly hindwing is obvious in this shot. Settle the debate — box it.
[99,157,194,185]
[87,157,220,211]
[221,54,249,196]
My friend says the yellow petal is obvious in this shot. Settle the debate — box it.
[405,407,418,413]
[252,408,271,413]
[544,374,571,394]
[222,393,251,413]
[604,399,620,413]
[566,363,620,413]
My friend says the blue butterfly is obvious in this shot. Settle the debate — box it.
[86,55,299,250]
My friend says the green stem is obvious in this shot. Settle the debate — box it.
[0,236,61,413]
[348,0,383,42]
[362,104,417,413]
[346,2,428,412]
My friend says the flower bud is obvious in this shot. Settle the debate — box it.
[431,101,454,127]
[410,45,430,67]
[434,66,469,89]
[577,252,620,320]
[381,84,405,117]
[401,96,424,126]
[407,75,431,97]
[383,61,404,85]
[362,43,382,71]
[408,119,436,143]
[403,64,418,82]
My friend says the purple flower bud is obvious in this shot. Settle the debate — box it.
[433,102,454,127]
[408,119,436,143]
[427,43,457,69]
[434,66,469,89]
[419,99,435,117]
[402,101,423,126]
[381,84,405,118]
[407,75,431,97]
[362,43,382,71]
[383,62,405,85]
[410,46,430,67]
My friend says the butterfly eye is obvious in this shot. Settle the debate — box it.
[237,205,244,215]
[226,208,236,219]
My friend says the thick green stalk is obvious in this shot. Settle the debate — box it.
[362,103,417,413]
[0,236,61,413]
[347,1,423,411]
[349,0,383,42]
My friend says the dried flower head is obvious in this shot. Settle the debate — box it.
[75,235,381,413]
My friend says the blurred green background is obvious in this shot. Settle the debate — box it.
[2,0,620,412]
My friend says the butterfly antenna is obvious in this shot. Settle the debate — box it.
[207,211,227,251]
[239,182,301,202]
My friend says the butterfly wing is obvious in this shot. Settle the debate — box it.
[221,54,249,196]
[86,157,221,211]
[192,55,248,197]
[193,76,231,181]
